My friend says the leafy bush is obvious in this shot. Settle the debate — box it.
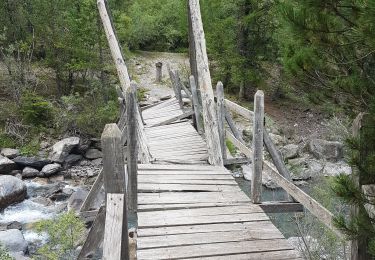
[20,92,54,127]
[34,211,85,260]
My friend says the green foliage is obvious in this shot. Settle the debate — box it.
[34,211,85,260]
[225,139,237,156]
[20,137,41,156]
[0,131,17,149]
[0,244,14,260]
[20,93,54,127]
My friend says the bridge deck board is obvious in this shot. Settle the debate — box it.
[136,98,300,259]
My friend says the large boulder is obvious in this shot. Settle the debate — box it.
[281,144,299,160]
[308,139,344,161]
[0,176,27,209]
[22,167,40,178]
[323,162,352,177]
[241,164,279,189]
[0,229,28,254]
[13,156,51,170]
[0,155,17,174]
[84,149,103,160]
[1,148,20,159]
[49,137,80,163]
[40,163,62,177]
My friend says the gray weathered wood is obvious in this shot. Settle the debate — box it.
[226,130,251,158]
[224,157,250,166]
[98,0,130,92]
[187,1,199,89]
[263,129,343,238]
[216,82,226,160]
[225,108,245,143]
[103,193,129,260]
[101,124,126,194]
[251,90,264,204]
[190,75,203,134]
[78,206,106,260]
[167,64,179,98]
[151,110,194,127]
[80,169,104,212]
[174,70,184,108]
[259,202,304,213]
[155,62,162,82]
[189,0,223,166]
[175,70,192,99]
[126,82,139,213]
[225,98,254,119]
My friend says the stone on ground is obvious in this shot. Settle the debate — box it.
[22,167,40,178]
[0,229,28,254]
[308,139,343,161]
[40,163,62,177]
[13,156,52,170]
[84,149,103,160]
[49,137,80,163]
[323,162,351,177]
[0,155,17,174]
[0,176,27,209]
[1,148,20,159]
[68,188,89,211]
[241,164,279,189]
[281,144,299,159]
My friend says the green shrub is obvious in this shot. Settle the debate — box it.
[34,211,85,260]
[0,244,14,260]
[20,92,54,127]
[0,131,17,148]
[20,137,41,156]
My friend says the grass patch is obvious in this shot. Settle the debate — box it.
[226,139,237,156]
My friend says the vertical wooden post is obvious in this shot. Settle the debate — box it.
[251,90,264,204]
[187,1,198,88]
[155,62,163,83]
[101,123,129,260]
[174,70,183,108]
[167,64,179,99]
[190,76,203,134]
[126,82,139,213]
[188,0,223,166]
[216,82,227,160]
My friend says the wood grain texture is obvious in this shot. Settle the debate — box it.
[251,90,264,204]
[216,82,227,160]
[103,193,129,260]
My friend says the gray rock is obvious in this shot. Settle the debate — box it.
[10,170,22,176]
[1,148,20,159]
[241,164,279,189]
[0,229,28,254]
[0,155,17,174]
[13,156,52,170]
[22,167,39,178]
[11,251,30,260]
[309,139,344,161]
[90,138,102,150]
[269,133,285,146]
[64,154,83,168]
[84,149,103,160]
[160,94,172,101]
[0,176,27,209]
[323,162,351,177]
[289,159,324,180]
[0,221,22,231]
[281,144,299,159]
[40,163,61,177]
[68,188,89,211]
[31,197,53,207]
[91,158,102,166]
[49,137,80,163]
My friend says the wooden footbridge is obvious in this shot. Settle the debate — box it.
[76,0,346,259]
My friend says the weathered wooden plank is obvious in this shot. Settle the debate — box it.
[138,202,249,211]
[137,239,294,259]
[139,183,238,193]
[196,250,302,260]
[138,164,226,171]
[190,75,204,134]
[103,194,129,260]
[225,107,245,143]
[137,230,284,249]
[251,90,264,204]
[225,98,254,119]
[126,82,139,213]
[175,70,192,99]
[224,157,250,166]
[138,174,233,180]
[259,201,304,213]
[80,169,104,212]
[263,129,343,238]
[78,206,106,260]
[101,124,126,194]
[138,178,237,185]
[189,0,223,166]
[216,81,227,160]
[138,212,269,228]
[150,110,194,127]
[137,221,282,237]
[226,130,252,158]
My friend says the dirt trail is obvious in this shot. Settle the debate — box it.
[130,51,330,142]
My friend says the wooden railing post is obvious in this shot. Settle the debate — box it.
[216,82,226,160]
[190,76,203,134]
[251,90,264,204]
[101,123,129,260]
[174,70,183,108]
[188,0,223,166]
[126,82,139,213]
[155,62,163,83]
